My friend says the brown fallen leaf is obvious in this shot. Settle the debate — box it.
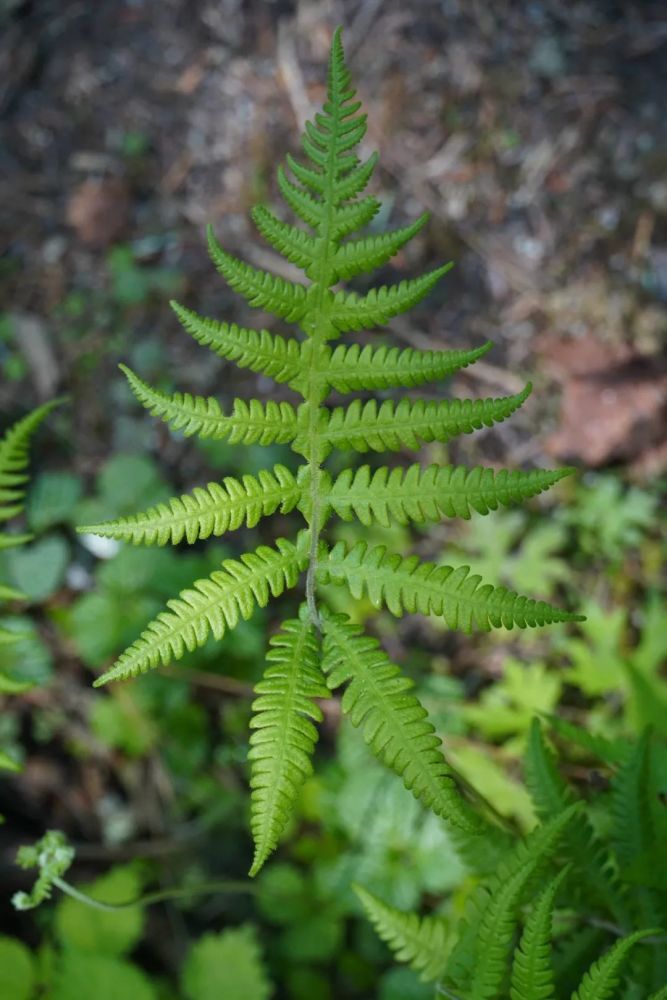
[539,333,667,471]
[66,176,130,247]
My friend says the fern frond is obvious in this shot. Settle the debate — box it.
[447,807,578,998]
[318,541,583,632]
[0,399,63,524]
[207,227,308,322]
[248,609,328,876]
[610,730,652,870]
[170,301,303,387]
[121,365,299,444]
[354,884,449,981]
[510,867,570,1000]
[324,384,532,452]
[647,988,667,1000]
[571,929,659,1000]
[79,466,301,546]
[324,340,492,392]
[332,214,429,281]
[525,720,631,927]
[328,464,575,526]
[94,538,306,686]
[329,266,452,333]
[320,608,478,831]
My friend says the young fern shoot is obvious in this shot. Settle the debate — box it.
[80,28,583,875]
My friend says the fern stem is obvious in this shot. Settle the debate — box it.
[52,875,256,912]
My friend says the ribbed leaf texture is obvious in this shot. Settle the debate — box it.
[93,539,306,686]
[524,720,630,927]
[170,301,303,387]
[570,930,659,1000]
[0,400,62,529]
[324,384,532,453]
[248,610,328,876]
[354,884,450,981]
[318,540,583,632]
[80,466,301,545]
[323,340,493,391]
[320,609,478,831]
[328,464,575,526]
[510,867,570,1000]
[1,401,61,703]
[83,26,583,875]
[120,365,299,443]
[446,807,578,998]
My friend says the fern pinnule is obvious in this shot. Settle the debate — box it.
[354,884,450,981]
[248,609,328,876]
[86,25,584,874]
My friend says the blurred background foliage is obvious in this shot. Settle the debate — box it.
[1,0,665,997]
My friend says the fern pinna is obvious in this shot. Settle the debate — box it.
[357,723,667,998]
[80,28,582,875]
[1,401,62,652]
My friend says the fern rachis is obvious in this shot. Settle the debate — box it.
[80,27,583,874]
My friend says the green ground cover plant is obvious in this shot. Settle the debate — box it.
[77,27,582,880]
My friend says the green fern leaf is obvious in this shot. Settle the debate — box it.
[320,608,478,831]
[251,205,319,278]
[207,227,308,322]
[354,884,449,981]
[330,152,378,203]
[329,265,452,333]
[330,196,382,240]
[610,730,652,870]
[324,340,492,391]
[525,720,631,928]
[276,166,324,229]
[328,464,575,526]
[647,988,667,1000]
[285,152,327,195]
[447,807,578,999]
[332,215,429,280]
[571,929,659,1000]
[248,609,328,876]
[0,400,63,524]
[170,301,303,387]
[94,538,306,686]
[79,466,301,546]
[324,384,532,452]
[121,365,299,444]
[510,866,570,1000]
[318,541,583,632]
